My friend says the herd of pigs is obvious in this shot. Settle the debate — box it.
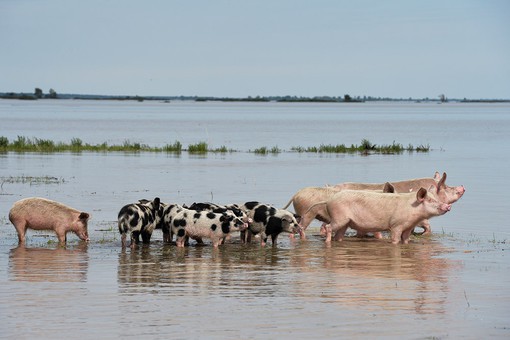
[8,171,465,247]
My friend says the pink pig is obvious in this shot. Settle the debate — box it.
[316,188,451,244]
[335,172,465,234]
[9,197,90,245]
[282,182,394,239]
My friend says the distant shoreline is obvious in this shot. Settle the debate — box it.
[1,92,508,103]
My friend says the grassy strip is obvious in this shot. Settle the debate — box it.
[0,136,429,154]
[0,175,65,185]
[291,139,430,154]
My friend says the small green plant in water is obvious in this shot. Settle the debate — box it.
[253,146,268,154]
[188,142,208,153]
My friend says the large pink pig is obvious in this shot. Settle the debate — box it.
[335,172,465,234]
[282,183,395,239]
[9,197,90,246]
[318,188,451,244]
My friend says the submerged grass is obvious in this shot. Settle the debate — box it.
[1,175,65,185]
[0,136,430,155]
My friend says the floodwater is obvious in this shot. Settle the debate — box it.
[0,100,509,338]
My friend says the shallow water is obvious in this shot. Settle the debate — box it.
[0,100,509,338]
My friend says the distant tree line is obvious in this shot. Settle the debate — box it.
[1,88,508,103]
[1,88,58,100]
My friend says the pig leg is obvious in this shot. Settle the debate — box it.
[413,219,431,235]
[162,230,170,243]
[55,227,67,245]
[271,234,279,246]
[327,216,350,242]
[324,224,333,242]
[121,233,127,248]
[141,230,152,244]
[390,228,404,245]
[130,231,141,249]
[11,219,27,244]
[175,237,185,247]
[175,228,186,247]
[401,229,413,244]
[295,213,315,239]
[260,233,268,247]
[246,230,253,243]
[319,223,328,236]
[212,237,221,248]
[333,225,349,241]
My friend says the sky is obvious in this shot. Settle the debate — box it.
[1,0,509,99]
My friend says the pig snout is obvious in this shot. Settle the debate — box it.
[79,231,90,242]
[440,203,452,214]
[291,225,302,234]
[457,185,466,196]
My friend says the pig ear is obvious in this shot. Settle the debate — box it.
[79,212,90,220]
[153,197,160,210]
[434,171,441,181]
[437,172,447,189]
[416,188,427,202]
[383,182,395,193]
[282,215,292,222]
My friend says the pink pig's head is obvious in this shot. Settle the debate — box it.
[417,187,452,216]
[73,212,90,242]
[434,172,465,204]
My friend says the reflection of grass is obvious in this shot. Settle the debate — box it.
[0,136,430,155]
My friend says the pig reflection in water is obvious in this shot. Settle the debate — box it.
[116,238,461,317]
[117,246,291,297]
[290,239,462,315]
[9,244,88,282]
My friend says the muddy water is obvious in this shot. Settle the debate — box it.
[1,100,509,338]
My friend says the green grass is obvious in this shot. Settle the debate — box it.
[291,139,428,154]
[253,146,281,154]
[187,142,208,154]
[0,136,430,155]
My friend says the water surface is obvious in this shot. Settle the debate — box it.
[0,100,509,338]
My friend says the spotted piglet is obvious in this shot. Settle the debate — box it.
[240,201,300,246]
[118,197,163,248]
[171,207,247,247]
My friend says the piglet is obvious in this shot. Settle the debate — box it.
[9,197,90,246]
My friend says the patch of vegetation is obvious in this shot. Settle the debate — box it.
[291,139,428,155]
[415,144,430,152]
[187,142,208,154]
[252,146,280,154]
[0,136,430,155]
[253,146,268,154]
[163,141,182,153]
[1,175,65,186]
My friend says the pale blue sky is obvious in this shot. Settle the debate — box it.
[1,0,509,98]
